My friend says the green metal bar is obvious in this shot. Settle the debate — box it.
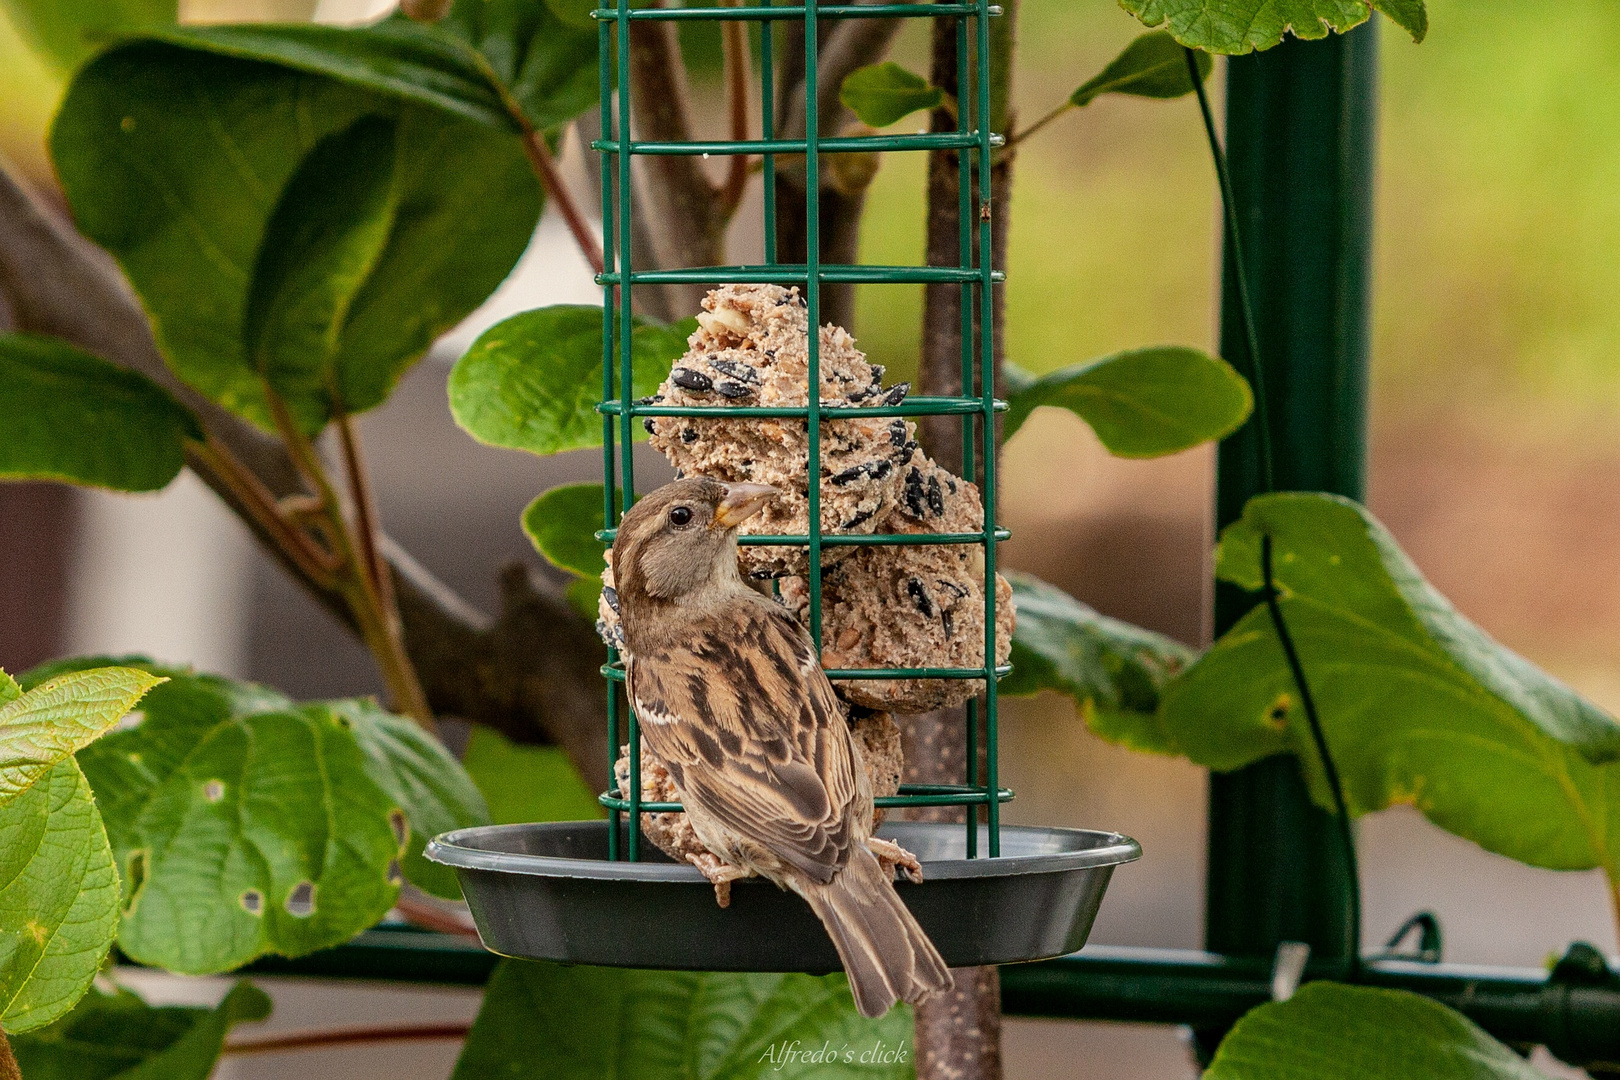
[592,4,990,20]
[599,11,620,863]
[595,528,1011,546]
[615,0,640,862]
[597,265,1005,285]
[1000,947,1620,1066]
[226,933,1620,1067]
[593,132,1002,154]
[602,663,1014,682]
[954,12,978,861]
[804,0,822,649]
[975,0,999,859]
[601,783,1016,813]
[1203,22,1378,1038]
[599,396,1008,418]
[760,0,776,264]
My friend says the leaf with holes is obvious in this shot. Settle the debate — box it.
[51,37,540,434]
[1070,31,1212,107]
[1206,982,1547,1080]
[839,62,944,128]
[26,661,487,974]
[1003,347,1252,456]
[1120,0,1426,54]
[453,960,914,1080]
[450,307,697,458]
[12,980,271,1080]
[1160,492,1620,885]
[1001,573,1196,755]
[0,335,200,492]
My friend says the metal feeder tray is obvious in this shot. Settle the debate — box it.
[426,821,1140,972]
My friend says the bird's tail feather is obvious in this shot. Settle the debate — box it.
[800,845,953,1019]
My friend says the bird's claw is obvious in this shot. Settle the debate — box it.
[686,853,752,908]
[867,837,924,884]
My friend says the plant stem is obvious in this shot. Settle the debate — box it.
[1003,98,1070,150]
[336,415,392,611]
[520,127,606,276]
[720,0,753,216]
[394,894,480,938]
[1609,875,1620,955]
[223,1023,472,1057]
[1187,46,1274,493]
[191,437,340,585]
[266,392,435,733]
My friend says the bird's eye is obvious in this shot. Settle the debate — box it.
[668,506,694,527]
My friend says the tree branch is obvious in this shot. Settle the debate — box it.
[908,6,1019,1077]
[720,0,754,216]
[0,161,610,786]
[770,2,913,330]
[629,7,726,317]
[520,127,605,276]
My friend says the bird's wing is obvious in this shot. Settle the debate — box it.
[628,601,861,885]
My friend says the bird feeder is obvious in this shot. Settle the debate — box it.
[428,0,1139,973]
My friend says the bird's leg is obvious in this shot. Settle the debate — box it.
[686,852,752,908]
[866,837,924,884]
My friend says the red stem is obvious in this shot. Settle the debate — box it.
[522,128,605,276]
[224,1023,472,1057]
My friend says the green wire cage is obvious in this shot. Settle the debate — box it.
[428,0,1140,974]
[595,0,1010,861]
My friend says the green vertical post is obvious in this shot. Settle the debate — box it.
[1204,21,1378,1006]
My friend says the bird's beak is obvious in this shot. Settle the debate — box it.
[713,483,778,529]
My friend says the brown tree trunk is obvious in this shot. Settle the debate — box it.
[0,484,76,675]
[908,8,1018,1079]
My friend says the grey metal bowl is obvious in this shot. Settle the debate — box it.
[425,821,1140,972]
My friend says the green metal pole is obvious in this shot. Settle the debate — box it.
[1203,20,1378,1037]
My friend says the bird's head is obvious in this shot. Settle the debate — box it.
[611,478,778,617]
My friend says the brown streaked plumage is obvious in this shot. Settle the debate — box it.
[612,477,952,1018]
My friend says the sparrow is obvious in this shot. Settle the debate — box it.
[611,477,953,1018]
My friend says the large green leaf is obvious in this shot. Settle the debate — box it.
[0,667,167,803]
[1002,573,1195,755]
[450,307,697,458]
[1003,346,1252,456]
[521,482,617,578]
[51,39,540,433]
[463,728,603,825]
[0,761,118,1033]
[0,0,176,72]
[1070,31,1212,107]
[12,980,271,1080]
[1120,0,1426,54]
[441,0,599,132]
[0,666,159,1032]
[839,62,944,128]
[1205,982,1546,1080]
[0,335,199,492]
[1159,492,1620,880]
[30,661,487,973]
[453,960,915,1080]
[108,7,599,135]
